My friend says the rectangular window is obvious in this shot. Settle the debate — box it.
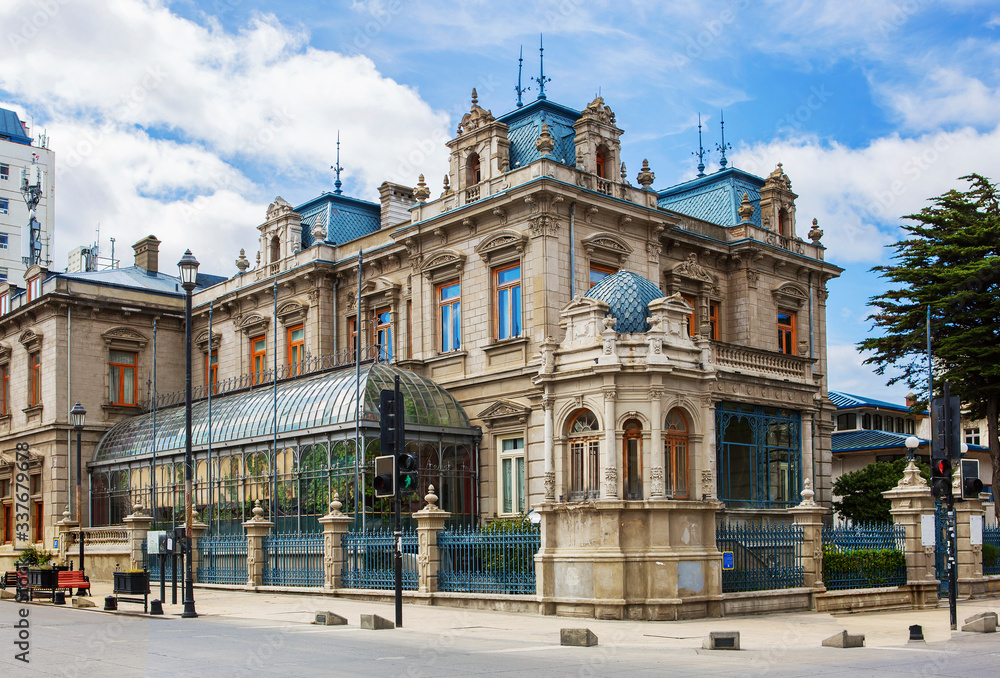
[33,501,43,543]
[2,504,10,544]
[681,294,697,337]
[0,163,8,180]
[373,307,393,361]
[29,351,41,407]
[499,437,526,515]
[0,364,7,415]
[251,336,267,383]
[965,428,981,446]
[437,281,461,352]
[589,263,616,288]
[0,199,7,215]
[777,311,796,355]
[716,402,801,508]
[109,350,137,405]
[27,276,40,301]
[0,234,8,249]
[0,267,7,282]
[570,439,600,501]
[709,301,720,341]
[347,316,357,362]
[206,350,218,393]
[836,413,857,431]
[287,324,305,374]
[493,263,521,340]
[0,293,7,315]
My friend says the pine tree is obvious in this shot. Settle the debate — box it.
[859,174,1000,517]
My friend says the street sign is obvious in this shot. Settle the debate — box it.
[722,551,735,570]
[147,530,167,555]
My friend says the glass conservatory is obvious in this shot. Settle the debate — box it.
[90,364,481,533]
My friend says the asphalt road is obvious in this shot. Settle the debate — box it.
[2,600,999,677]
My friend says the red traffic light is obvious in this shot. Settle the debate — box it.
[933,459,952,477]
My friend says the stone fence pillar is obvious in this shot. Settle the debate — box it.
[56,507,79,567]
[413,485,451,594]
[182,505,209,583]
[123,503,154,571]
[955,494,987,598]
[319,492,353,591]
[789,479,828,591]
[883,460,938,608]
[242,500,273,588]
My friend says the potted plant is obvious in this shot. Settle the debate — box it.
[113,569,150,595]
[18,545,57,589]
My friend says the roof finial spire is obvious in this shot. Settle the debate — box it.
[471,88,478,105]
[692,113,709,178]
[534,34,551,100]
[331,130,344,194]
[515,45,530,108]
[716,109,732,169]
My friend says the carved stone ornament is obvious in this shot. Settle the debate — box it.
[765,162,793,190]
[277,299,308,325]
[894,459,928,488]
[413,174,431,203]
[582,232,632,266]
[701,469,714,494]
[235,249,250,273]
[528,214,559,237]
[194,330,221,354]
[311,220,327,242]
[636,159,655,189]
[799,477,817,507]
[266,196,294,220]
[580,96,617,125]
[772,282,809,310]
[807,217,824,243]
[101,326,148,348]
[456,88,496,135]
[544,472,556,500]
[671,252,715,283]
[420,248,467,278]
[650,466,665,497]
[18,329,43,353]
[238,312,270,337]
[535,122,556,156]
[604,466,619,498]
[492,206,508,227]
[738,193,755,223]
[474,228,526,263]
[477,399,530,425]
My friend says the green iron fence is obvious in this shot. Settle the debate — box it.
[341,529,418,590]
[197,533,248,585]
[716,520,804,592]
[822,522,906,590]
[437,523,540,595]
[262,533,324,587]
[984,526,1000,576]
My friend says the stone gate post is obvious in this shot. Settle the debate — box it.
[182,505,209,583]
[242,500,273,588]
[789,479,828,592]
[123,502,154,571]
[955,492,987,598]
[318,492,353,590]
[883,460,938,608]
[413,485,451,594]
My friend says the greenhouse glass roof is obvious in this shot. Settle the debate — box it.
[94,364,472,461]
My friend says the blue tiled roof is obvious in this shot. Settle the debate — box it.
[828,391,914,414]
[498,99,580,170]
[832,430,928,453]
[584,270,665,334]
[0,107,31,145]
[59,266,226,295]
[656,168,764,228]
[296,193,380,248]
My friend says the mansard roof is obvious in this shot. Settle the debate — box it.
[584,270,665,334]
[828,391,915,414]
[0,107,31,145]
[497,98,582,170]
[297,192,381,248]
[657,167,765,228]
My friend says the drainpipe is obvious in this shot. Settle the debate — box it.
[568,202,577,298]
[67,303,72,525]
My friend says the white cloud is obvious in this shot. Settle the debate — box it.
[0,0,451,274]
[877,68,1000,131]
[826,342,910,402]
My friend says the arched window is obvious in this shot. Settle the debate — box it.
[269,236,280,263]
[595,148,606,179]
[623,419,642,499]
[873,414,883,431]
[664,409,689,499]
[778,208,789,236]
[467,153,481,185]
[568,409,600,501]
[862,413,872,429]
[896,417,904,433]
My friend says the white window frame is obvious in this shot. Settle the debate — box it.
[0,164,8,181]
[498,436,526,515]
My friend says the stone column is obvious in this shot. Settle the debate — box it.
[123,502,154,571]
[883,460,938,608]
[413,486,451,594]
[182,505,209,583]
[788,479,828,591]
[955,495,987,598]
[801,412,815,495]
[242,500,274,588]
[602,386,618,498]
[543,393,555,500]
[648,388,664,497]
[56,506,78,567]
[318,492,354,590]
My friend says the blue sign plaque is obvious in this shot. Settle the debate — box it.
[722,551,735,570]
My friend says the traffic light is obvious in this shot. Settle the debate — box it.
[398,450,418,495]
[931,458,952,499]
[379,389,399,457]
[931,385,962,462]
[961,459,984,500]
[373,455,396,498]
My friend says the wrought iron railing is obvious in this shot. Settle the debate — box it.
[437,523,539,595]
[262,532,324,587]
[822,522,906,590]
[716,520,804,593]
[146,346,388,410]
[984,526,1000,576]
[197,533,248,585]
[341,529,418,590]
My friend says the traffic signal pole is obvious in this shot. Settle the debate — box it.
[392,376,404,628]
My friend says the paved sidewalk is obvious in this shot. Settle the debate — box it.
[66,581,1000,651]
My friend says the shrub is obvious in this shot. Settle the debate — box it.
[983,543,999,569]
[14,544,52,567]
[823,546,906,587]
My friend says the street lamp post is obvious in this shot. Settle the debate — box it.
[70,402,86,571]
[178,250,200,619]
[905,435,920,461]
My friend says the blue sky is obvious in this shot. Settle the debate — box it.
[2,0,999,402]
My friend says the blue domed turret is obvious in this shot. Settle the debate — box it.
[584,271,665,333]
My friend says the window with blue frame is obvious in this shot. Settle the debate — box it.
[437,280,461,352]
[0,199,8,215]
[493,263,521,340]
[0,234,7,250]
[373,307,393,361]
[716,402,801,508]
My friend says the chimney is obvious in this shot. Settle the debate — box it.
[905,393,917,409]
[133,235,161,276]
[378,181,416,229]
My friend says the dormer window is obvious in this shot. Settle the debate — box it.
[27,276,39,302]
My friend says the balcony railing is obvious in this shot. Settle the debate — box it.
[465,184,481,203]
[596,178,613,196]
[714,342,811,380]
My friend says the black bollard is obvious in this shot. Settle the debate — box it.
[150,599,164,615]
[53,591,66,605]
[104,595,118,611]
[908,624,924,641]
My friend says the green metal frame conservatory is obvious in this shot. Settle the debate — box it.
[90,364,481,533]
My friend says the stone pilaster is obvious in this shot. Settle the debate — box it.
[242,500,273,588]
[413,485,451,594]
[955,495,987,598]
[182,505,209,583]
[56,506,78,567]
[883,460,938,608]
[123,502,154,572]
[788,479,827,590]
[318,492,354,590]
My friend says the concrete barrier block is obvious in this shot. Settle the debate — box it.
[822,630,865,648]
[962,612,997,633]
[313,611,348,626]
[703,631,740,650]
[361,614,394,630]
[0,589,14,600]
[72,596,96,609]
[560,628,598,647]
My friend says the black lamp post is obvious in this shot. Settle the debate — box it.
[70,401,86,571]
[178,250,199,619]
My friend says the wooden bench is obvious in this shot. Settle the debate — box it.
[57,570,90,596]
[0,571,17,589]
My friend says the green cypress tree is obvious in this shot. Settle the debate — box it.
[859,174,1000,517]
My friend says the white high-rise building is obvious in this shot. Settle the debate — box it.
[0,107,54,288]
